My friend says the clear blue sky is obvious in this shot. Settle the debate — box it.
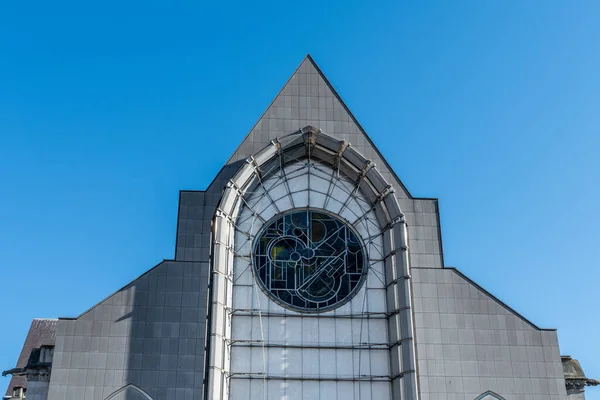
[1,0,599,397]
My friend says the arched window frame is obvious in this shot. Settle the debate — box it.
[104,384,154,400]
[475,391,506,400]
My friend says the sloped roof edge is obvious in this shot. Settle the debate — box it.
[223,54,413,198]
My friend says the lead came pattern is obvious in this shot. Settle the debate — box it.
[253,210,366,312]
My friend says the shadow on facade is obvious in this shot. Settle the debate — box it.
[115,164,240,399]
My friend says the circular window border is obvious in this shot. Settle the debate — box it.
[250,207,370,314]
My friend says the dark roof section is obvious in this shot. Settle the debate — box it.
[4,319,57,397]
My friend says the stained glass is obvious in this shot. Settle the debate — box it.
[253,210,366,312]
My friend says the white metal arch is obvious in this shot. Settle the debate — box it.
[208,126,418,400]
[475,391,506,400]
[104,384,154,400]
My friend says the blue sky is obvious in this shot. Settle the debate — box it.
[1,0,599,397]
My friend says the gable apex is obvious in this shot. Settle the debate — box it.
[227,54,412,199]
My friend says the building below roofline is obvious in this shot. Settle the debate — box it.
[2,319,57,400]
[562,356,599,399]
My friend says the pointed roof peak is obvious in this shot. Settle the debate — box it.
[226,55,412,198]
[298,53,325,74]
[303,53,321,69]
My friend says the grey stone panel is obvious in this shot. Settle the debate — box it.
[411,267,567,400]
[226,56,412,199]
[26,381,50,400]
[401,198,444,268]
[176,162,246,263]
[175,191,212,262]
[48,261,210,400]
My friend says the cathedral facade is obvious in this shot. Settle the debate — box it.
[4,56,594,400]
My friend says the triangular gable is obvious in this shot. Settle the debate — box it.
[227,54,411,199]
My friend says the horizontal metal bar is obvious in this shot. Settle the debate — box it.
[229,342,389,350]
[229,311,389,319]
[388,337,414,349]
[227,374,391,382]
[390,369,416,380]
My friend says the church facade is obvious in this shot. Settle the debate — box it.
[4,56,595,400]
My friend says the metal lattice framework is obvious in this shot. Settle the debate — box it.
[208,126,419,400]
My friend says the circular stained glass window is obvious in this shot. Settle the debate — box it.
[253,209,367,312]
